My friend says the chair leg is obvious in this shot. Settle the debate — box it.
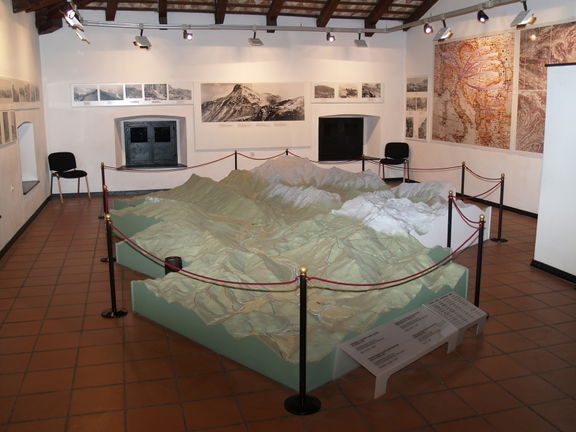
[56,176,63,203]
[85,177,91,199]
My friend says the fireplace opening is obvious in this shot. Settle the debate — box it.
[124,120,178,167]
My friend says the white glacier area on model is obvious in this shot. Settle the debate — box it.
[112,156,486,362]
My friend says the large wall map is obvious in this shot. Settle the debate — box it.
[432,33,514,149]
[517,22,576,153]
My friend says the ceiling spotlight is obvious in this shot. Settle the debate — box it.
[133,28,151,49]
[423,22,433,34]
[248,31,263,46]
[326,32,335,42]
[183,29,193,40]
[477,10,489,23]
[62,1,83,30]
[75,29,90,44]
[354,33,367,48]
[511,1,536,27]
[433,19,453,42]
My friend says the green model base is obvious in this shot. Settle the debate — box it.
[130,269,468,392]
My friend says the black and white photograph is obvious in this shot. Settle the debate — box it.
[407,76,428,93]
[0,79,12,104]
[362,83,381,99]
[9,111,16,141]
[168,84,193,101]
[406,116,414,138]
[125,84,143,99]
[201,83,305,122]
[11,83,19,103]
[2,111,10,143]
[73,85,98,102]
[417,117,427,139]
[99,84,124,101]
[406,97,418,111]
[314,84,336,99]
[144,84,167,101]
[338,83,359,99]
[416,97,427,111]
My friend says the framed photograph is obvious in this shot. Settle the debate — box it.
[405,76,429,140]
[9,110,16,142]
[312,82,382,103]
[168,83,193,102]
[2,111,10,143]
[72,84,98,106]
[125,84,143,100]
[0,78,12,105]
[99,84,124,102]
[362,82,382,101]
[144,84,167,101]
[71,82,193,107]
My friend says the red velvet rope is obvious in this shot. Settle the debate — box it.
[465,166,502,182]
[457,181,501,200]
[236,151,287,161]
[450,197,482,227]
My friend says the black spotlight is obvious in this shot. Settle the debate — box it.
[423,23,433,34]
[477,10,489,23]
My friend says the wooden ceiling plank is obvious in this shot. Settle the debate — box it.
[266,0,285,31]
[316,0,340,28]
[215,0,228,24]
[159,0,168,23]
[365,0,395,26]
[12,0,32,13]
[405,0,439,23]
[23,0,63,12]
[106,0,119,21]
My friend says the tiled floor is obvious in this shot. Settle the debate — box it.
[0,197,575,432]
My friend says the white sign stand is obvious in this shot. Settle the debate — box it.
[335,292,487,398]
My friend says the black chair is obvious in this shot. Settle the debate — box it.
[48,152,90,203]
[380,142,410,182]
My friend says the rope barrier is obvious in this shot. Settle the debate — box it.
[450,197,482,227]
[109,218,478,293]
[380,164,462,172]
[464,166,502,182]
[102,152,236,172]
[236,151,287,161]
[457,181,502,200]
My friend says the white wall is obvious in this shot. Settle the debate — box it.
[0,0,49,251]
[405,0,576,213]
[40,11,406,193]
[533,64,576,278]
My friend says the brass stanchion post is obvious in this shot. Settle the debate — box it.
[101,213,127,319]
[460,161,466,196]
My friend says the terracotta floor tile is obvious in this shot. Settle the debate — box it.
[127,404,185,432]
[493,312,544,331]
[0,374,24,397]
[20,368,74,394]
[11,391,70,422]
[533,292,575,307]
[337,375,398,404]
[473,355,530,380]
[409,390,475,424]
[0,321,42,338]
[484,407,557,432]
[236,388,292,422]
[307,382,349,411]
[509,348,570,373]
[427,361,489,388]
[388,367,447,395]
[455,337,502,360]
[498,375,565,405]
[502,296,547,311]
[69,385,125,415]
[0,353,31,374]
[356,399,426,432]
[178,371,232,401]
[67,411,125,432]
[539,367,576,396]
[303,406,371,432]
[35,332,81,351]
[227,368,281,394]
[6,418,66,432]
[547,342,576,365]
[532,398,576,432]
[247,416,306,432]
[519,326,572,346]
[74,363,124,388]
[11,296,50,309]
[77,344,124,366]
[123,357,173,382]
[484,332,538,353]
[454,382,521,414]
[0,336,36,354]
[28,348,77,371]
[183,397,243,429]
[126,379,179,408]
[171,352,223,376]
[432,417,497,432]
[78,328,123,347]
[0,397,16,424]
[527,308,574,325]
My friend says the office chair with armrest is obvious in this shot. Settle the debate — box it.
[380,142,410,182]
[48,152,90,203]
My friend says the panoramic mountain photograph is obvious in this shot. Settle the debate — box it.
[201,83,305,122]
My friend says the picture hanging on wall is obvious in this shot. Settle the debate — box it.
[9,110,16,142]
[71,82,193,107]
[200,83,305,122]
[432,33,514,149]
[405,76,429,140]
[312,82,383,103]
[0,76,41,110]
[2,111,10,144]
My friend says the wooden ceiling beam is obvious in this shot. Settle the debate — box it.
[215,0,227,24]
[364,0,394,36]
[35,7,63,34]
[19,0,61,12]
[404,0,439,23]
[316,0,339,27]
[158,0,168,23]
[105,0,119,21]
[266,0,284,32]
[12,0,33,13]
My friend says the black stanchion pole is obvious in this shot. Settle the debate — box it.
[491,173,508,243]
[362,155,365,172]
[447,191,453,248]
[98,163,106,220]
[100,185,115,264]
[460,161,466,196]
[474,215,485,308]
[234,150,238,170]
[101,213,127,319]
[285,267,321,416]
[285,148,289,156]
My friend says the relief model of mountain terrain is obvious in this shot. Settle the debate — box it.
[201,84,305,122]
[112,157,469,363]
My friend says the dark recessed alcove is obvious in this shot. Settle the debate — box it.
[318,117,364,161]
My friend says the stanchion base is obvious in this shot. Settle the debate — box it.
[100,257,116,263]
[284,394,321,415]
[490,237,508,243]
[101,308,128,319]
